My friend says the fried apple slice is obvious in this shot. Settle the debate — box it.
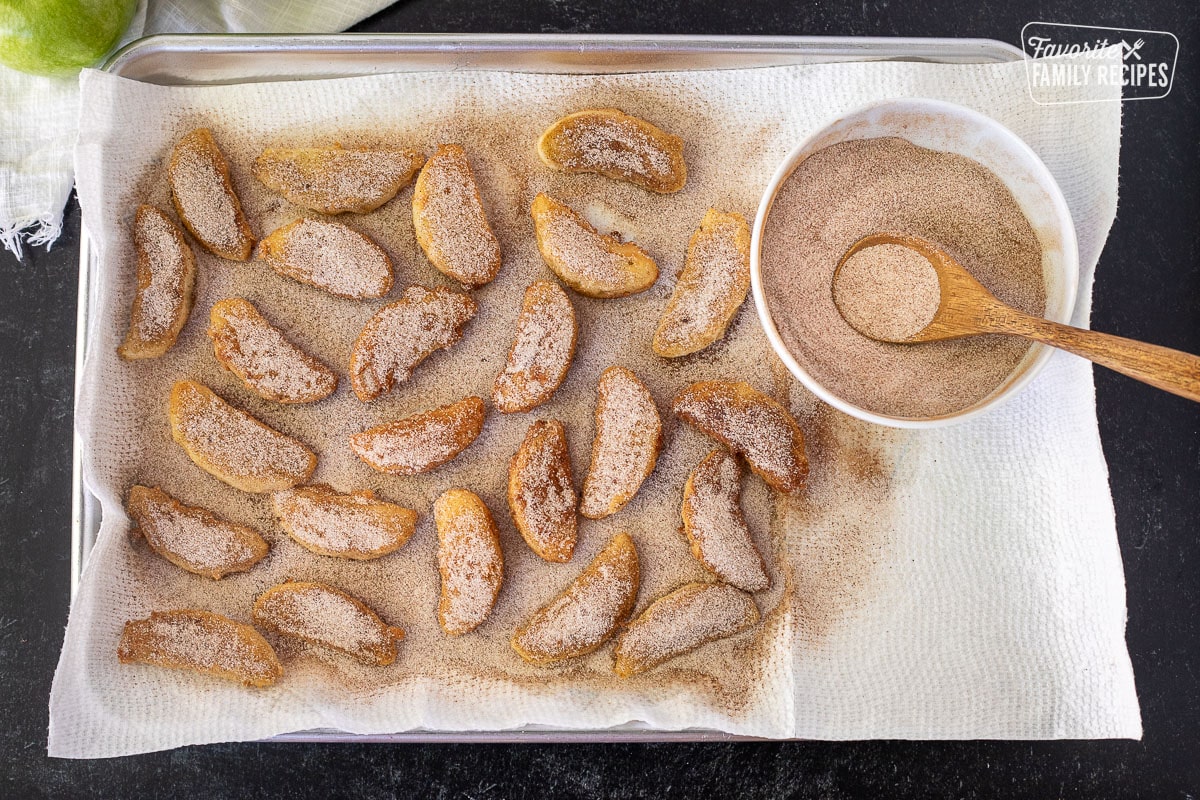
[672,381,808,495]
[253,581,405,666]
[127,485,268,579]
[208,298,338,404]
[168,128,255,261]
[681,450,769,592]
[253,146,425,214]
[118,609,282,687]
[653,209,751,357]
[508,419,577,563]
[511,532,639,665]
[412,144,502,288]
[531,193,657,298]
[613,582,759,678]
[118,206,197,360]
[537,108,687,193]
[272,484,417,560]
[493,281,577,413]
[169,379,316,493]
[349,396,486,476]
[255,218,393,299]
[350,285,477,402]
[579,367,662,519]
[435,488,504,636]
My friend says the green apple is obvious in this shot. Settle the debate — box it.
[0,0,138,76]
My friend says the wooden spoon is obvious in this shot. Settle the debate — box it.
[833,232,1200,402]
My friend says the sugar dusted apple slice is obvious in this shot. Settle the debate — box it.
[350,285,478,402]
[531,192,657,299]
[127,485,268,580]
[255,218,394,299]
[681,449,769,592]
[118,205,197,360]
[435,488,504,636]
[672,381,808,495]
[537,108,687,193]
[253,581,405,666]
[653,209,751,358]
[208,298,338,404]
[168,128,255,261]
[412,144,502,288]
[511,532,639,665]
[349,396,486,476]
[579,367,662,519]
[508,419,577,563]
[168,379,316,493]
[118,609,282,687]
[613,582,759,678]
[272,484,417,560]
[493,280,577,413]
[253,146,425,214]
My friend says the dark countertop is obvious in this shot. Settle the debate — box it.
[1,1,1197,797]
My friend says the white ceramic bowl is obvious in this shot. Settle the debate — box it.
[749,99,1079,428]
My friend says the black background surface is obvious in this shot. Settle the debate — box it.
[2,1,1197,797]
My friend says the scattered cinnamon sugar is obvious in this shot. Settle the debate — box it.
[832,243,941,342]
[681,450,769,593]
[759,137,1045,418]
[103,93,801,718]
[614,582,759,677]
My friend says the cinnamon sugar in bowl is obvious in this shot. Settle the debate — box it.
[750,100,1079,428]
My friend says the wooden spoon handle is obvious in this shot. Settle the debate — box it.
[998,311,1200,402]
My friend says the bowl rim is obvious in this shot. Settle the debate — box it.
[748,98,1081,429]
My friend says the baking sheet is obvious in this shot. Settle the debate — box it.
[70,33,1024,743]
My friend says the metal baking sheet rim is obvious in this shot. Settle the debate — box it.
[72,33,1022,744]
